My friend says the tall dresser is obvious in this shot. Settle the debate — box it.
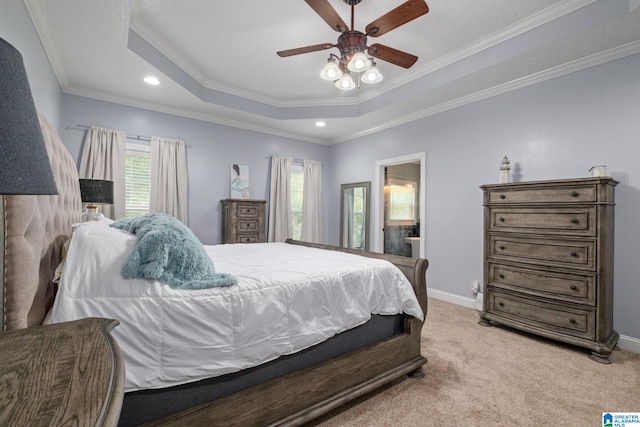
[478,177,618,363]
[221,199,267,243]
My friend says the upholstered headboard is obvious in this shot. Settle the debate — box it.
[1,111,81,330]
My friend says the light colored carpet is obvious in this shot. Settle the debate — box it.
[310,297,640,426]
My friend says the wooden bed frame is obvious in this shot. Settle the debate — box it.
[1,112,429,426]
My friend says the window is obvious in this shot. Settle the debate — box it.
[125,144,151,218]
[290,164,304,240]
[388,182,416,221]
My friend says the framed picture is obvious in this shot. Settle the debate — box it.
[230,164,249,199]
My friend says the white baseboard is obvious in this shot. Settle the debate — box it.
[618,335,640,354]
[427,288,476,309]
[426,288,640,354]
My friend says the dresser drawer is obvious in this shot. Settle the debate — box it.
[486,184,596,204]
[237,204,260,218]
[488,235,595,271]
[486,290,595,340]
[487,207,596,236]
[488,263,595,305]
[235,234,258,243]
[236,219,258,233]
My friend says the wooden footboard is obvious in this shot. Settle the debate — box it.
[146,240,428,427]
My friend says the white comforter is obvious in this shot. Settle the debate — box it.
[49,220,423,392]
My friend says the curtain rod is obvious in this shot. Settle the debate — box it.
[66,123,191,147]
[266,155,322,165]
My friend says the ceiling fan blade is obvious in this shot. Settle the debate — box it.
[368,43,418,69]
[277,43,335,57]
[305,0,349,32]
[365,0,429,37]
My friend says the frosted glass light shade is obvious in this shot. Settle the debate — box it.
[361,63,383,84]
[335,72,356,90]
[320,59,343,81]
[346,52,371,72]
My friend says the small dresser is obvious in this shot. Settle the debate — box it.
[221,198,267,243]
[478,177,618,363]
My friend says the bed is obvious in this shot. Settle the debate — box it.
[1,112,429,426]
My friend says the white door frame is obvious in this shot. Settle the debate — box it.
[373,152,426,256]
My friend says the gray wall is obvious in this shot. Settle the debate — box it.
[60,95,331,245]
[4,0,639,343]
[0,0,62,128]
[329,52,640,341]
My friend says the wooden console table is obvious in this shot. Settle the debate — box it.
[0,318,124,426]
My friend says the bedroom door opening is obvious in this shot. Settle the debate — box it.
[373,153,425,258]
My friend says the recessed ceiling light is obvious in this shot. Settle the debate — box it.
[315,121,326,127]
[144,76,160,85]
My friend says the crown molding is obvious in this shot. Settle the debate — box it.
[25,0,637,145]
[355,0,598,105]
[61,37,640,147]
[62,85,329,145]
[23,0,69,89]
[333,39,640,144]
[126,24,359,109]
[127,0,597,110]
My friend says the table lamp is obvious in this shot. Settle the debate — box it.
[79,179,114,221]
[1,38,59,331]
[0,38,58,195]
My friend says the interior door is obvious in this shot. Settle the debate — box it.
[373,153,425,258]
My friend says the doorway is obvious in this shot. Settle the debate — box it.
[373,152,425,258]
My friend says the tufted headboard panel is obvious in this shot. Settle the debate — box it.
[2,111,81,330]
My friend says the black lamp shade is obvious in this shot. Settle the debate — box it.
[0,38,58,195]
[79,179,114,205]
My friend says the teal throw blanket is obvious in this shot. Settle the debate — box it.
[110,213,237,289]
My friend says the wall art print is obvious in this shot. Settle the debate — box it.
[230,164,249,199]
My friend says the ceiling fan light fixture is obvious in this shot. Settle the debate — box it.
[346,51,371,73]
[277,0,429,90]
[361,62,383,84]
[320,58,343,81]
[335,72,356,90]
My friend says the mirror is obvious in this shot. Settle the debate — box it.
[340,181,370,251]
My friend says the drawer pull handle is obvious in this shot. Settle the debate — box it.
[570,285,578,290]
[570,218,579,224]
[498,274,505,279]
[499,217,505,222]
[570,252,579,257]
[499,245,505,250]
[569,319,577,324]
[499,194,506,199]
[498,301,505,307]
[570,191,579,197]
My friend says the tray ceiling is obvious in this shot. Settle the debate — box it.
[25,0,640,144]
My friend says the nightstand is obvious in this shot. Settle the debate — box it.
[0,318,125,426]
[221,199,267,243]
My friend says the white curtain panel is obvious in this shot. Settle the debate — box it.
[301,159,322,243]
[150,137,188,224]
[268,156,292,242]
[78,126,126,220]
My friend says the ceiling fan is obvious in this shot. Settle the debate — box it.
[277,0,429,90]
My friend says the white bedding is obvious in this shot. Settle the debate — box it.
[49,220,423,392]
